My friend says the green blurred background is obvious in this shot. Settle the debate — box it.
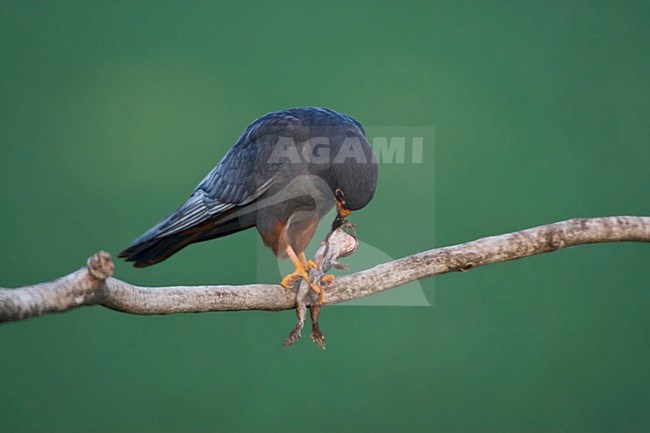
[1,1,649,432]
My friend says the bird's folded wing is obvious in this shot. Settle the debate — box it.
[132,176,275,244]
[127,118,286,247]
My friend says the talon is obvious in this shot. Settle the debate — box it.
[320,274,334,286]
[309,280,324,298]
[280,271,301,289]
[307,259,318,270]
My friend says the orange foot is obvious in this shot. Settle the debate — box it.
[281,248,326,303]
[320,274,334,286]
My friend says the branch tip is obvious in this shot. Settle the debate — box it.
[86,251,114,281]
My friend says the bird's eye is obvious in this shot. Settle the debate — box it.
[335,188,345,201]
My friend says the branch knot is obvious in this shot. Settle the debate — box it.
[86,251,114,281]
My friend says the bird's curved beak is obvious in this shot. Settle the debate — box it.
[332,199,351,231]
[336,200,351,218]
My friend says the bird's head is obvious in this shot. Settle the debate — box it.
[329,147,378,219]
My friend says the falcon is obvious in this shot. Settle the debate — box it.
[118,107,378,297]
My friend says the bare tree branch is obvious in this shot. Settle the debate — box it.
[1,216,649,324]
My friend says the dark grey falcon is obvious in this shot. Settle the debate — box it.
[119,107,378,294]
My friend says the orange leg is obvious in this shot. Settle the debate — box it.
[299,252,318,270]
[281,246,325,302]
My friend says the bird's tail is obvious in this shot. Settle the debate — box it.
[118,207,254,268]
[117,232,200,268]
